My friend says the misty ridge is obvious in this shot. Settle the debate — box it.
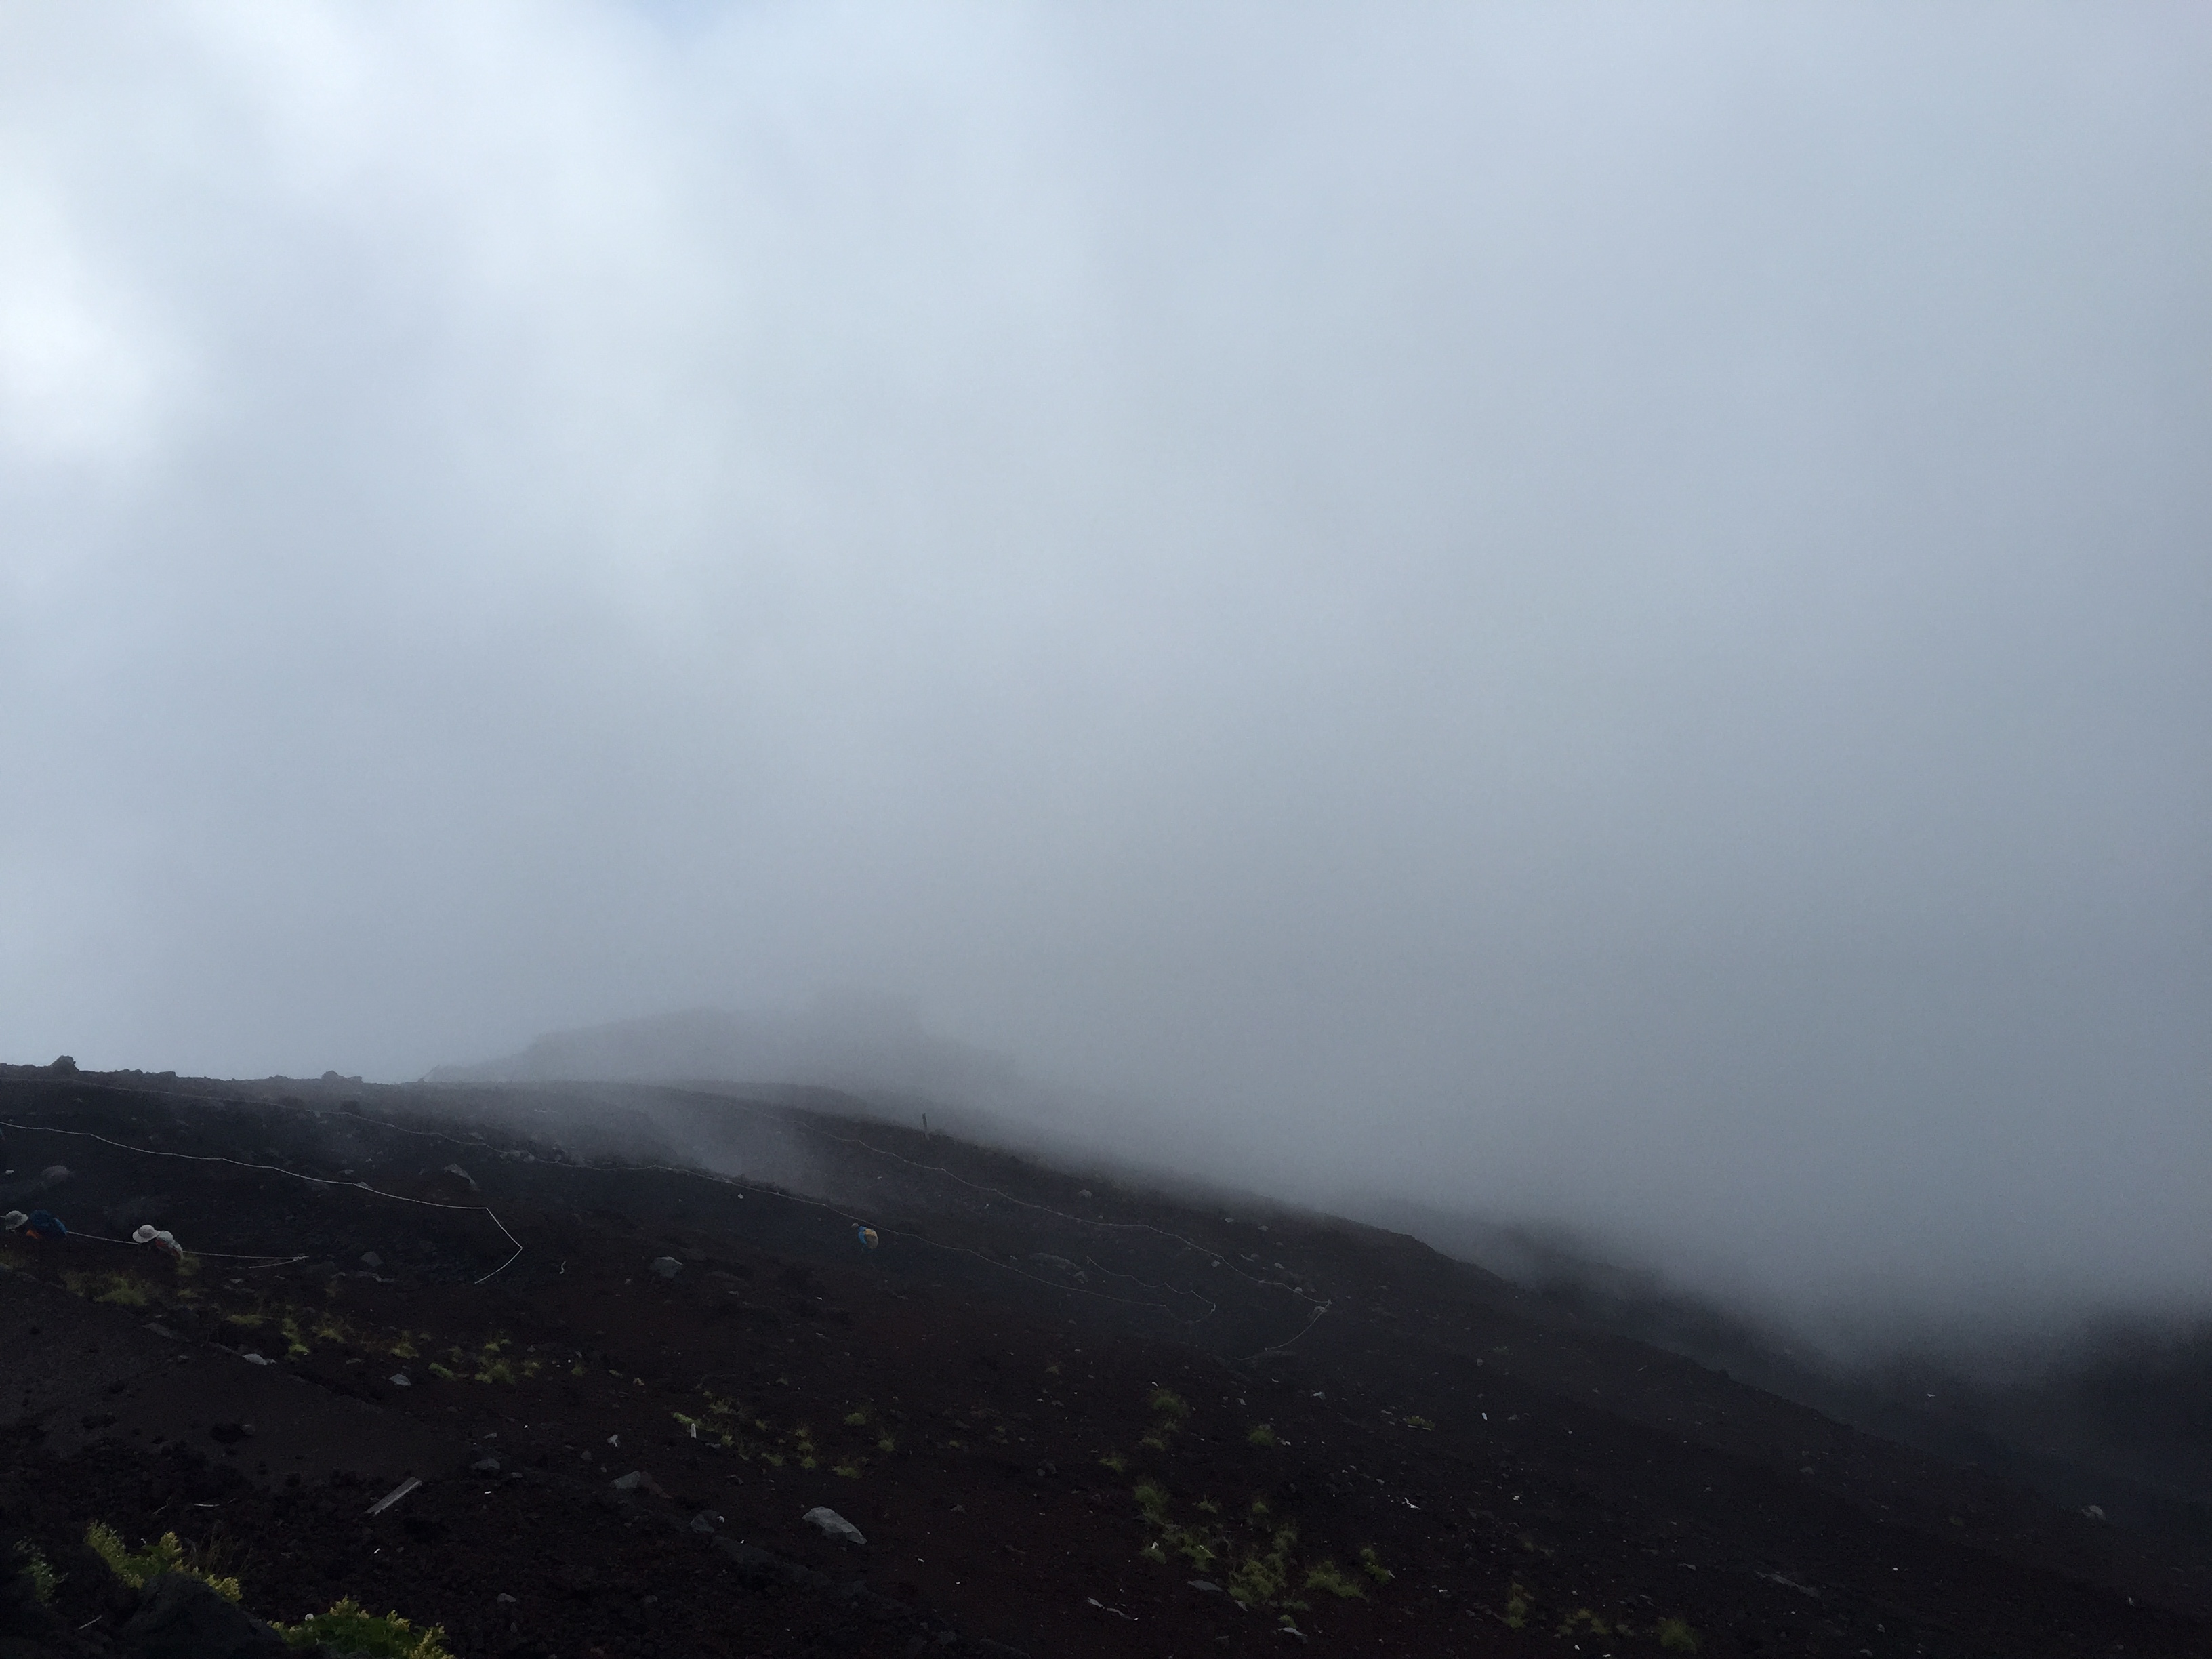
[429,995,1023,1108]
[413,995,2212,1522]
[3,0,2207,1513]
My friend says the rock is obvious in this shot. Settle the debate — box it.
[495,1593,516,1605]
[472,1457,501,1473]
[388,1373,412,1388]
[711,1536,830,1591]
[117,1572,287,1659]
[611,1470,668,1497]
[689,1511,722,1534]
[47,1056,75,1076]
[37,1166,69,1187]
[359,1251,382,1269]
[802,1506,867,1547]
[649,1257,683,1279]
[0,1555,65,1643]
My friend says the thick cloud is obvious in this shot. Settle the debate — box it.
[3,3,2207,1336]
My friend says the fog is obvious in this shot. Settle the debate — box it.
[3,3,2207,1347]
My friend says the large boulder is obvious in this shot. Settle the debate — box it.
[0,1556,68,1658]
[117,1574,287,1659]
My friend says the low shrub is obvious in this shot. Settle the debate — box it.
[85,1523,240,1602]
[12,1544,58,1604]
[1303,1560,1366,1599]
[278,1597,453,1658]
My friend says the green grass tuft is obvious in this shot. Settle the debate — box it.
[85,1523,240,1601]
[1303,1560,1366,1599]
[13,1544,59,1605]
[1225,1526,1298,1608]
[277,1597,453,1658]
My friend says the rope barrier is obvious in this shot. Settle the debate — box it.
[0,1116,524,1284]
[63,1227,304,1265]
[3,1080,1328,1348]
[43,1082,1244,1323]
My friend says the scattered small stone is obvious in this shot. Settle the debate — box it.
[802,1506,866,1546]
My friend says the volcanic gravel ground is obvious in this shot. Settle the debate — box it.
[2,1069,2209,1658]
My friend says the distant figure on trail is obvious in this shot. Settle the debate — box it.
[5,1208,66,1242]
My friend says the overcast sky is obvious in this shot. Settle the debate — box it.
[3,3,2207,1337]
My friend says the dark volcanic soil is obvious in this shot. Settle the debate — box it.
[3,1067,2209,1658]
